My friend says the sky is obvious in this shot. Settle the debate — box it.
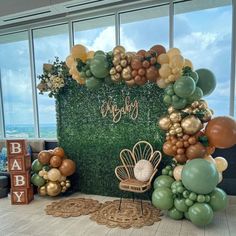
[0,3,234,137]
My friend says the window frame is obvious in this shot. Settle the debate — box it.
[0,0,234,140]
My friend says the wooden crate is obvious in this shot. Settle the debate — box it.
[7,140,27,156]
[8,154,31,172]
[10,171,31,188]
[11,186,34,205]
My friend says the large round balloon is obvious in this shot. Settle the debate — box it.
[71,44,87,62]
[181,159,218,194]
[59,159,76,177]
[50,155,62,168]
[152,187,174,210]
[154,175,175,189]
[196,68,216,96]
[205,116,236,148]
[188,203,213,226]
[31,173,45,187]
[32,159,44,173]
[209,188,228,211]
[173,76,196,98]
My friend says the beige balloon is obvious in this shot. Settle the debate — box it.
[48,168,62,182]
[159,64,171,78]
[215,157,228,172]
[46,181,62,197]
[156,78,168,88]
[167,48,181,59]
[157,53,169,64]
[218,172,223,183]
[203,155,216,165]
[173,165,184,181]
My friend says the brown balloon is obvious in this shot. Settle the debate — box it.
[186,142,207,160]
[174,154,187,164]
[150,45,166,55]
[59,159,76,177]
[205,116,236,149]
[38,151,51,165]
[206,145,216,155]
[53,147,65,158]
[163,141,176,156]
[50,155,63,168]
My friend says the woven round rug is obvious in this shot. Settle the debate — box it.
[45,198,102,218]
[90,199,162,229]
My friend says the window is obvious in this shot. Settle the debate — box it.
[174,0,232,116]
[73,15,115,51]
[33,24,70,138]
[0,31,35,138]
[120,5,169,51]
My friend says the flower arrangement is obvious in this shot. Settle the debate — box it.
[37,57,70,98]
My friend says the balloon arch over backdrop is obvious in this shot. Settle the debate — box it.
[35,44,236,227]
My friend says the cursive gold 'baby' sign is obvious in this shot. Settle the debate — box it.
[100,96,139,123]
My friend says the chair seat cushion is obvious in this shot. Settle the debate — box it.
[119,178,150,193]
[134,160,154,181]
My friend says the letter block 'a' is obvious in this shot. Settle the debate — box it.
[7,140,27,156]
[11,187,34,205]
[8,154,31,172]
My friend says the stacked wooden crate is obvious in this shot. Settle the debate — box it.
[7,140,33,204]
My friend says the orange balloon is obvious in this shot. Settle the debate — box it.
[205,116,236,148]
[163,141,176,156]
[71,44,87,62]
[53,147,65,158]
[59,159,76,177]
[38,151,51,165]
[50,155,63,168]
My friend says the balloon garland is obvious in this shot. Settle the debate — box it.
[38,43,236,226]
[31,147,76,197]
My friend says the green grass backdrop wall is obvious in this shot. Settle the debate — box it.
[56,80,167,197]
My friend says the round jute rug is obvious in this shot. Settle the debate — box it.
[45,197,102,218]
[90,199,162,229]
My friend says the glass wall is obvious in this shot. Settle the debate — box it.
[0,31,35,138]
[73,15,115,51]
[120,5,169,51]
[0,0,235,139]
[33,24,70,138]
[174,0,232,116]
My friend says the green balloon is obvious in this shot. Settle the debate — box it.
[189,192,197,201]
[90,54,109,78]
[197,195,206,203]
[86,77,103,89]
[184,211,190,220]
[185,198,194,207]
[196,68,216,96]
[31,173,45,187]
[174,198,189,212]
[32,159,43,173]
[173,76,196,98]
[152,187,174,210]
[163,95,172,105]
[181,159,219,194]
[172,97,187,109]
[209,188,228,211]
[154,175,175,189]
[189,71,199,83]
[189,203,213,226]
[42,165,50,171]
[168,207,184,220]
[187,87,203,104]
[94,50,106,56]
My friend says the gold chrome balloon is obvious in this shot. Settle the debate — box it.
[201,109,212,122]
[182,106,193,114]
[191,101,200,108]
[170,111,182,123]
[167,106,175,114]
[199,100,208,109]
[38,186,47,196]
[158,116,172,130]
[181,115,202,135]
[46,181,62,197]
